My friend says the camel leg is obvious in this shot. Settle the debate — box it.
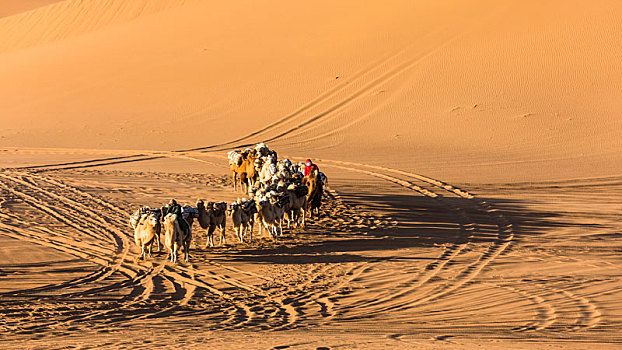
[293,208,299,228]
[286,212,291,229]
[206,227,215,248]
[265,222,271,239]
[155,233,160,252]
[220,226,226,246]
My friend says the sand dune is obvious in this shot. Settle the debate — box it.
[1,0,621,182]
[1,0,621,348]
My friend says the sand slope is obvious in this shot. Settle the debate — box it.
[1,0,621,181]
[0,0,63,18]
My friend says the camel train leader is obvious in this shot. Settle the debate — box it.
[304,159,319,176]
[164,199,190,235]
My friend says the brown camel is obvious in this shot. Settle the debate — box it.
[303,170,323,218]
[197,200,227,247]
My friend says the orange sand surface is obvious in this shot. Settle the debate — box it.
[1,0,621,348]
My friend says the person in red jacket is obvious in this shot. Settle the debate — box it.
[304,159,319,176]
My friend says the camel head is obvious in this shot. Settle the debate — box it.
[215,202,227,213]
[246,153,257,165]
[145,213,158,226]
[164,213,177,225]
[267,192,279,206]
[241,149,250,159]
[228,202,240,215]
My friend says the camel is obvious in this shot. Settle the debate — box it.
[304,170,324,218]
[130,207,161,252]
[229,201,248,243]
[182,205,198,235]
[240,198,257,241]
[255,196,279,240]
[229,150,258,193]
[133,212,159,260]
[230,198,257,243]
[197,200,227,247]
[228,150,245,192]
[256,192,287,240]
[244,151,259,189]
[284,183,308,228]
[163,213,190,263]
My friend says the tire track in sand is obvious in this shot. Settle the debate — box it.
[3,171,298,331]
[318,161,515,314]
[0,171,208,331]
[320,159,600,332]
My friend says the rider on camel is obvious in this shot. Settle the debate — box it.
[304,159,319,177]
[165,199,190,234]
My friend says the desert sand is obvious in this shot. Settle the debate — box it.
[1,0,621,348]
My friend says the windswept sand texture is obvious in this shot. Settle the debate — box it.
[1,0,621,348]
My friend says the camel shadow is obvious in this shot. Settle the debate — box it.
[197,189,604,265]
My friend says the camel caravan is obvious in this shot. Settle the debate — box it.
[129,143,326,263]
